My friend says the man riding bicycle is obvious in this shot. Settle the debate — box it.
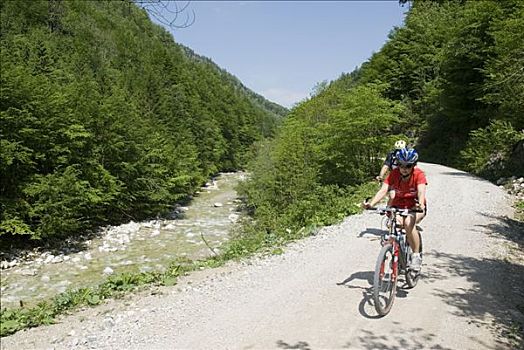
[376,139,406,182]
[364,148,427,271]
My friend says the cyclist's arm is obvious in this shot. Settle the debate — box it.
[367,182,389,208]
[377,164,389,181]
[417,183,426,210]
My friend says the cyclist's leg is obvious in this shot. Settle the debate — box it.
[405,214,421,253]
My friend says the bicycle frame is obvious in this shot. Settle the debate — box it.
[379,210,408,283]
[369,206,423,316]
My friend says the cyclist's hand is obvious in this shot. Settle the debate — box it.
[413,203,425,212]
[375,175,383,182]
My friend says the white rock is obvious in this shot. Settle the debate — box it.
[151,229,160,237]
[228,213,239,222]
[51,256,64,263]
[103,317,115,329]
[41,275,51,283]
[103,267,114,275]
[214,202,223,207]
[21,269,38,276]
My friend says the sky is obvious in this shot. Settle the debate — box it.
[152,1,408,108]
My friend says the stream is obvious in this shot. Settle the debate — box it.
[0,172,245,309]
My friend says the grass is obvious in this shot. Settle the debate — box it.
[515,200,524,223]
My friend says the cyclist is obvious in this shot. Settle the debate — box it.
[376,139,406,182]
[364,148,427,271]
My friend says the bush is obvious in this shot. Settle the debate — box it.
[460,120,524,179]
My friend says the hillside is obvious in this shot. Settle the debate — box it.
[179,45,288,118]
[0,0,287,242]
[238,0,524,250]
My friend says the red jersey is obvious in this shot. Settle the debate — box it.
[384,167,427,209]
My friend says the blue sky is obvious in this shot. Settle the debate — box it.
[154,1,408,108]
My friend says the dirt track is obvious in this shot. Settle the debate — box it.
[2,163,523,350]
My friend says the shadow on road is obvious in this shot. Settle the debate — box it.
[337,271,374,287]
[338,246,523,348]
[358,228,385,238]
[276,340,311,350]
[427,250,524,349]
[478,212,524,249]
[337,270,414,320]
[342,327,456,350]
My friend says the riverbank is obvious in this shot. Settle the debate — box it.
[0,173,244,310]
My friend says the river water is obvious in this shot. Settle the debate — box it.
[0,172,244,309]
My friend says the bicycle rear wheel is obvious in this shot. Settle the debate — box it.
[373,243,398,316]
[406,231,423,288]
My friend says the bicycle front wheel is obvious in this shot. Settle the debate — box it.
[373,243,398,316]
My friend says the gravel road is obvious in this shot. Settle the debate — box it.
[2,163,523,350]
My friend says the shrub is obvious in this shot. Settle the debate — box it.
[460,120,523,179]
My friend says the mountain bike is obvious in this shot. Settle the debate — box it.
[367,206,424,316]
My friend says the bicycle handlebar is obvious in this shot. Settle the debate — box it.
[366,206,424,215]
[363,197,424,215]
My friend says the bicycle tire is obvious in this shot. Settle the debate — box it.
[405,231,423,288]
[373,243,398,316]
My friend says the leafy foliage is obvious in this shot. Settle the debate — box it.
[354,0,523,170]
[460,121,523,178]
[239,0,524,250]
[239,84,400,241]
[0,0,285,242]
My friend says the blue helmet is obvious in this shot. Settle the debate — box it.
[397,148,419,165]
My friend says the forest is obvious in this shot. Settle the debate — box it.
[0,0,286,243]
